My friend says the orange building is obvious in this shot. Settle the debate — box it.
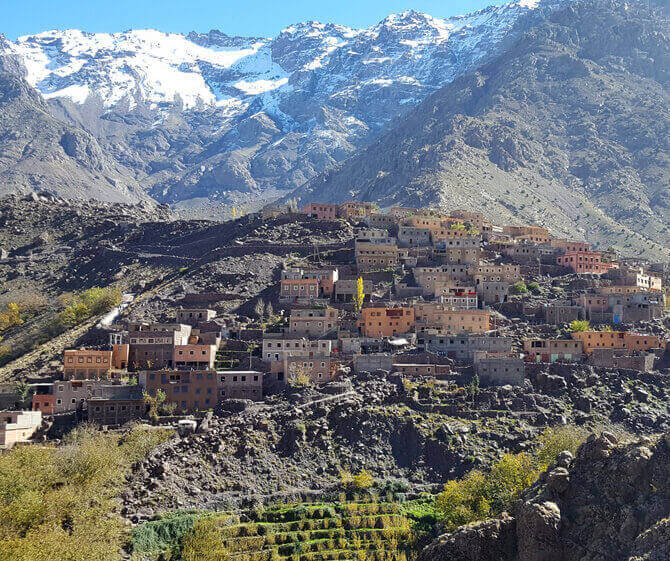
[557,251,613,274]
[571,331,660,354]
[359,307,415,338]
[112,344,129,370]
[63,348,128,379]
[141,369,218,412]
[624,333,661,352]
[301,202,338,220]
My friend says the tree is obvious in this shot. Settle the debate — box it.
[231,206,237,219]
[143,389,166,423]
[527,282,540,294]
[246,342,257,369]
[467,374,480,401]
[569,320,590,332]
[354,277,365,313]
[254,299,265,320]
[264,302,274,320]
[288,361,312,386]
[14,380,33,403]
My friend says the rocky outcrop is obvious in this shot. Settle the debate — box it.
[0,67,144,203]
[120,365,670,522]
[419,431,670,561]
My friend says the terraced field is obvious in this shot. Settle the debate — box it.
[132,497,434,560]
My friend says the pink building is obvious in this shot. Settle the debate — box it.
[301,203,339,221]
[173,344,217,370]
[557,251,613,274]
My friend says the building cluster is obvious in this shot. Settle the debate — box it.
[2,202,667,446]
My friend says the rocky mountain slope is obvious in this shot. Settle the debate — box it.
[420,430,670,561]
[294,0,670,261]
[0,39,145,203]
[2,1,563,211]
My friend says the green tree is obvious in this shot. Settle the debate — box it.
[14,381,33,403]
[527,282,540,294]
[467,374,480,401]
[143,389,166,423]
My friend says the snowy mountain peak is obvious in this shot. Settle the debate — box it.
[6,0,561,111]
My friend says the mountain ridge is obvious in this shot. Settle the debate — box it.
[289,0,670,260]
[1,1,564,212]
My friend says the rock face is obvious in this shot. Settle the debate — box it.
[0,38,145,203]
[419,431,670,561]
[293,0,670,260]
[2,2,560,211]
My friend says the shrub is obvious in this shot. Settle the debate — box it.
[0,303,23,331]
[510,281,527,295]
[527,282,540,294]
[569,320,590,332]
[535,426,588,469]
[435,427,590,532]
[181,517,229,561]
[0,425,171,561]
[51,286,122,332]
[352,470,374,490]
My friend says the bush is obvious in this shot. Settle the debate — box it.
[535,426,588,469]
[340,470,374,491]
[435,427,590,531]
[527,282,540,294]
[0,303,23,331]
[181,517,229,561]
[52,286,122,332]
[435,453,537,531]
[132,512,202,555]
[569,320,590,332]
[352,470,374,490]
[510,281,527,295]
[0,425,171,561]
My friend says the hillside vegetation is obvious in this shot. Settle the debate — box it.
[0,425,172,561]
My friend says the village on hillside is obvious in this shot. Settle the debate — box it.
[2,200,668,447]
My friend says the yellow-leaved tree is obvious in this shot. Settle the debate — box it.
[354,277,365,313]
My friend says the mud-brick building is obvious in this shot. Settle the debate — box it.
[87,385,145,425]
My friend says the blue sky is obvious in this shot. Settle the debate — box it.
[4,0,496,39]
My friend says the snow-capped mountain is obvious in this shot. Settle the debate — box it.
[2,0,561,212]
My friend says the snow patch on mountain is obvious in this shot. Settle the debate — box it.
[9,0,559,113]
